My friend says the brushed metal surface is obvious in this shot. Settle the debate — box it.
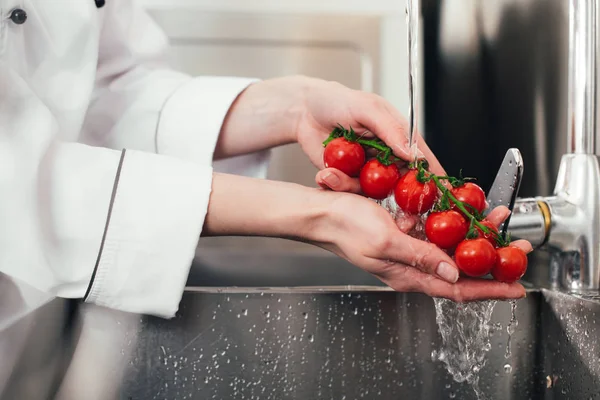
[422,0,569,197]
[0,253,597,399]
[52,287,600,400]
[147,10,380,190]
[146,9,382,254]
[0,289,70,400]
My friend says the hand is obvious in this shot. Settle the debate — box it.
[216,76,441,188]
[290,77,445,192]
[311,192,530,302]
[204,173,529,302]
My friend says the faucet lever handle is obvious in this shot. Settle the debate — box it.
[484,148,524,239]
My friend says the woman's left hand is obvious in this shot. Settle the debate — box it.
[217,76,442,189]
[296,79,439,159]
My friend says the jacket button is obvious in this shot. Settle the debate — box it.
[9,8,27,25]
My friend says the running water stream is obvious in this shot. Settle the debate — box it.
[405,0,420,161]
[403,2,519,398]
[431,299,496,400]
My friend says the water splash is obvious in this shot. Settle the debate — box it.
[432,298,496,400]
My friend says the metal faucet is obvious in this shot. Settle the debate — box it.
[508,0,600,292]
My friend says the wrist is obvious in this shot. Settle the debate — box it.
[251,75,314,144]
[216,76,312,158]
[204,173,332,241]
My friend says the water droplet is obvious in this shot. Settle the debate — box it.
[242,309,248,316]
[353,307,359,315]
[504,364,512,374]
[308,334,314,343]
[449,393,456,399]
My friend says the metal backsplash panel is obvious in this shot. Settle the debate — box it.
[422,0,569,197]
[147,10,382,252]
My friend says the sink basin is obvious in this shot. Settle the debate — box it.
[49,251,600,400]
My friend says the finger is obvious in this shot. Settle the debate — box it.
[485,206,511,226]
[415,134,446,176]
[382,233,460,283]
[395,215,419,233]
[304,134,328,169]
[353,94,446,175]
[377,266,526,302]
[509,240,533,254]
[315,168,362,194]
[352,94,413,160]
[379,99,446,175]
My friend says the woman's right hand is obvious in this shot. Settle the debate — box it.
[204,173,528,302]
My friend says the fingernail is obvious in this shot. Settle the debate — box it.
[322,172,340,188]
[398,219,414,232]
[436,262,459,283]
[394,143,412,158]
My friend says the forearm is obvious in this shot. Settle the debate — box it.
[214,76,315,160]
[203,172,328,239]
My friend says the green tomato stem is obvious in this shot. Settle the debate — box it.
[322,136,335,146]
[356,138,388,152]
[325,124,507,245]
[430,175,501,243]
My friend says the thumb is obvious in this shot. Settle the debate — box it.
[316,168,362,194]
[384,233,460,284]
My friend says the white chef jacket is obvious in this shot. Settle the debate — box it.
[0,0,268,320]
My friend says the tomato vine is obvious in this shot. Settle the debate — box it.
[323,124,510,247]
[323,125,398,166]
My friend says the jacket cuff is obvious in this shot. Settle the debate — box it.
[84,150,211,318]
[156,76,259,165]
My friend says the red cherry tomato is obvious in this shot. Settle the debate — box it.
[394,170,437,215]
[455,238,497,277]
[425,210,469,250]
[451,183,487,214]
[323,138,366,177]
[359,160,401,200]
[491,246,528,283]
[476,220,499,247]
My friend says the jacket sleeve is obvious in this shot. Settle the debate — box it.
[1,1,264,319]
[76,1,268,317]
[0,69,212,319]
[80,0,260,168]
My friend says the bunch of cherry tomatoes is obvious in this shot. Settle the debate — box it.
[323,125,527,283]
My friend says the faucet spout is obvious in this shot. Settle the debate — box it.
[508,0,600,292]
[508,198,550,248]
[568,0,598,154]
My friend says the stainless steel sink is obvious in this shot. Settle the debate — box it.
[45,252,600,400]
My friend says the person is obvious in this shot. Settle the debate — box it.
[0,0,531,323]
